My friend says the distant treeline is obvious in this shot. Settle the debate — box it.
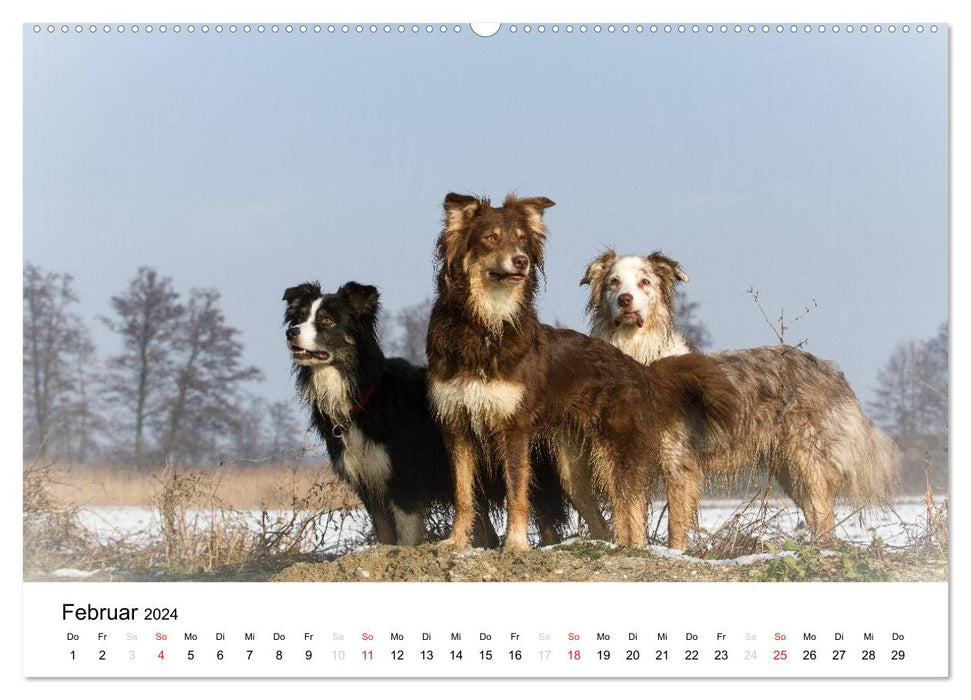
[23,263,304,468]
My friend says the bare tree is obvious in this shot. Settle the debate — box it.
[101,268,184,467]
[266,399,306,460]
[59,328,105,463]
[23,264,73,456]
[746,286,818,348]
[22,263,102,460]
[920,322,949,431]
[159,288,263,465]
[870,322,948,436]
[226,397,271,463]
[674,289,712,351]
[385,297,433,365]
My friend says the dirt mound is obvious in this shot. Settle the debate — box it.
[270,542,948,583]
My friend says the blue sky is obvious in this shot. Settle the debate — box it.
[23,26,947,405]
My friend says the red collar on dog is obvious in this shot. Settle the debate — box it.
[351,382,378,414]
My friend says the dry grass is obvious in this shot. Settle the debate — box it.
[23,459,148,575]
[147,464,371,573]
[901,457,948,554]
[42,462,355,510]
[23,460,92,572]
[24,460,371,577]
[684,477,949,562]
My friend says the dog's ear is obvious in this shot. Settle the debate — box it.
[284,284,306,305]
[580,249,617,318]
[338,282,380,319]
[439,193,484,289]
[504,195,555,273]
[580,249,617,288]
[647,252,689,284]
[283,282,320,308]
[515,196,556,214]
[443,193,482,235]
[505,194,555,237]
[284,281,322,301]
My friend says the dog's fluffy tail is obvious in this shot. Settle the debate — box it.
[647,352,739,437]
[830,400,901,507]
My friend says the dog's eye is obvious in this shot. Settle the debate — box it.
[608,278,620,288]
[320,317,335,327]
[486,234,498,244]
[640,278,651,286]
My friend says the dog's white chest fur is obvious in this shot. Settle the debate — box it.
[606,327,690,365]
[335,425,392,496]
[305,366,391,496]
[306,366,353,420]
[429,376,525,429]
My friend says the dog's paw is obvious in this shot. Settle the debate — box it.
[436,535,469,550]
[502,536,531,554]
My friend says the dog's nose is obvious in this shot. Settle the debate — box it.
[286,326,300,340]
[617,293,633,308]
[512,255,529,270]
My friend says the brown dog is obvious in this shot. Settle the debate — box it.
[426,194,739,552]
[582,249,901,548]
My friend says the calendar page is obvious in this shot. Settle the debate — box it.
[18,0,951,688]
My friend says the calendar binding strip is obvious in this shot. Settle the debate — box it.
[29,23,942,35]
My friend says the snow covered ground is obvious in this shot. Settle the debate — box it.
[74,496,938,552]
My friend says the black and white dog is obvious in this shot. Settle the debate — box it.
[283,281,566,546]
